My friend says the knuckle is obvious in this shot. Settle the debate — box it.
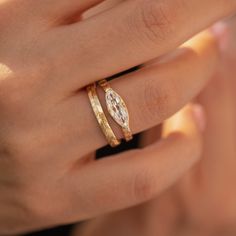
[132,167,156,202]
[19,184,60,223]
[0,195,37,235]
[142,77,179,123]
[25,197,53,222]
[0,56,51,113]
[0,67,44,114]
[137,0,175,43]
[0,79,29,113]
[3,132,39,162]
[21,198,50,225]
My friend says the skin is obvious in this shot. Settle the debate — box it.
[72,19,236,236]
[0,0,236,234]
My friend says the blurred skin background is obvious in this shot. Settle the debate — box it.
[69,4,236,236]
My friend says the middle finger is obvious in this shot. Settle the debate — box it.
[48,0,234,92]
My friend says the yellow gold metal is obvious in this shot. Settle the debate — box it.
[98,79,133,142]
[87,83,121,147]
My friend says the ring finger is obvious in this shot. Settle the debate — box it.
[61,30,219,156]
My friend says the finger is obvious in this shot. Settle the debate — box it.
[54,0,104,16]
[196,31,236,175]
[31,0,105,20]
[49,0,236,89]
[82,0,124,19]
[67,31,218,155]
[62,104,204,222]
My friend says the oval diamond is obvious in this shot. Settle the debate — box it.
[105,89,129,128]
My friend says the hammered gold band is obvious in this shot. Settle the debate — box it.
[98,79,133,142]
[87,83,121,147]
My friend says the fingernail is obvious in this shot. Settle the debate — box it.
[211,21,228,38]
[192,104,206,132]
[211,21,230,51]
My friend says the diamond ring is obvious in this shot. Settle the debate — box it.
[98,79,133,142]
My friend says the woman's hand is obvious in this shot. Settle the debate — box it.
[0,0,234,234]
[71,19,236,236]
[174,19,236,234]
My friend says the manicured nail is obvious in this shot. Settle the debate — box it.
[192,104,206,132]
[211,21,228,37]
[211,21,229,51]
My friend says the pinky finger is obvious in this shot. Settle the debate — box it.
[64,104,206,223]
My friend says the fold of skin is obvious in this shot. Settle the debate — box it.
[71,18,236,236]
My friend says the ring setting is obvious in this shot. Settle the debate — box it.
[87,79,133,147]
[99,79,133,142]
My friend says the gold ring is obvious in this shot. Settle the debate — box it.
[87,83,121,147]
[98,79,133,142]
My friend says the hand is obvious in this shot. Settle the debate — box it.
[173,19,236,235]
[0,0,233,234]
[71,19,236,236]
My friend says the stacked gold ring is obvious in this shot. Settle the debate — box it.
[87,79,133,147]
[87,83,121,147]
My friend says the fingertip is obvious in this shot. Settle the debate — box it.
[211,21,229,38]
[162,104,206,163]
[163,103,206,138]
[211,21,230,51]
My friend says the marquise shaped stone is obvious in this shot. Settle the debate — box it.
[105,89,129,128]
